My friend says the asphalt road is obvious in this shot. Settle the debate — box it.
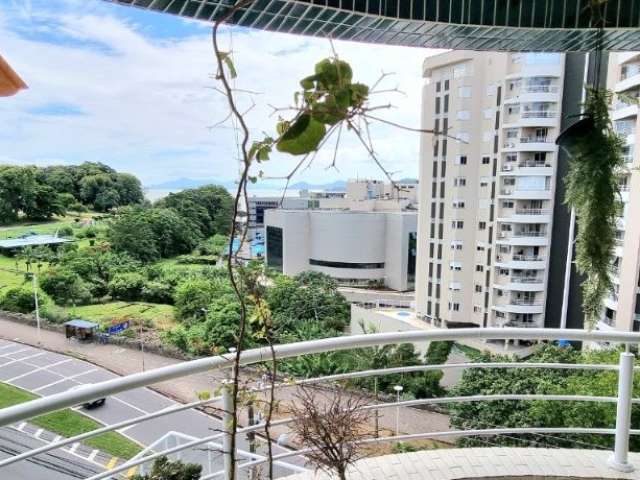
[0,427,102,480]
[0,339,303,478]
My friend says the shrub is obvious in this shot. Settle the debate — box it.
[40,269,93,306]
[57,225,74,237]
[141,281,174,304]
[40,303,69,323]
[174,278,232,321]
[0,286,50,314]
[108,272,146,301]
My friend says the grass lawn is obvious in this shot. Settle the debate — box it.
[0,255,27,294]
[0,383,142,459]
[0,213,99,239]
[68,302,176,331]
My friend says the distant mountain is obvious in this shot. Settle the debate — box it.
[398,178,419,184]
[146,177,234,190]
[290,180,347,191]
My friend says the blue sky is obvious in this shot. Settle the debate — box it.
[1,0,437,186]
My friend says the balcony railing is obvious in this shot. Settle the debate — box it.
[621,64,640,80]
[513,231,547,237]
[2,328,640,479]
[514,208,550,215]
[519,136,551,143]
[510,276,544,283]
[521,111,557,118]
[511,254,544,261]
[518,161,552,168]
[521,85,558,93]
[508,299,543,306]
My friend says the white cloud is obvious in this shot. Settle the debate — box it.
[0,0,443,186]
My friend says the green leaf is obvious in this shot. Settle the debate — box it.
[300,75,317,90]
[276,114,327,155]
[219,52,237,79]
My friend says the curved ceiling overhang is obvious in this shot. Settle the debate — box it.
[106,0,640,51]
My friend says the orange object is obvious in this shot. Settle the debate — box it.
[0,54,27,97]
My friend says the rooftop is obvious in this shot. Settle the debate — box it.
[0,234,74,250]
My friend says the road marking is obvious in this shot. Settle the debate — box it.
[32,368,98,392]
[111,395,151,415]
[34,428,44,439]
[0,343,19,350]
[0,351,47,367]
[69,442,80,453]
[0,347,32,358]
[5,359,71,382]
[16,422,26,432]
[106,456,119,470]
[53,435,62,443]
[88,449,99,462]
[126,466,139,478]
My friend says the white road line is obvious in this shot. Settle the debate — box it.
[33,368,99,392]
[0,347,33,358]
[111,396,150,415]
[0,343,18,350]
[0,352,47,368]
[53,435,62,443]
[34,428,44,439]
[16,422,26,432]
[88,449,99,462]
[5,359,71,382]
[69,442,80,454]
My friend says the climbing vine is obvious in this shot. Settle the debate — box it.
[563,88,625,328]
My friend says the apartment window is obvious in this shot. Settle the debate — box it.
[477,244,485,251]
[444,94,449,113]
[429,223,435,238]
[482,156,490,165]
[435,97,441,114]
[496,289,504,297]
[429,243,434,257]
[480,178,489,187]
[431,181,437,198]
[435,303,440,317]
[430,202,436,217]
[440,181,445,198]
[427,301,432,315]
[475,264,484,272]
[451,242,463,250]
[434,119,440,134]
[432,161,438,178]
[437,244,443,259]
[454,177,466,187]
[495,111,500,130]
[442,139,448,156]
[428,262,433,277]
[435,284,441,299]
[438,223,443,239]
[474,306,483,313]
[441,161,447,177]
[455,155,467,165]
[436,81,441,93]
[450,264,462,271]
[475,284,483,293]
[428,282,433,296]
[452,220,464,229]
[452,200,465,208]
[502,200,514,208]
[433,140,439,157]
[458,86,472,98]
[493,135,499,154]
[444,79,450,90]
[450,302,461,312]
[478,221,487,230]
[499,245,510,254]
[439,202,444,219]
[499,268,509,275]
[496,86,502,106]
[436,264,442,278]
[496,311,505,319]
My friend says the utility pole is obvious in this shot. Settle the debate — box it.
[32,273,41,345]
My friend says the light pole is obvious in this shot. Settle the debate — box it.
[32,273,41,345]
[393,385,403,438]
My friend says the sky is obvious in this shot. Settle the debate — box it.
[1,0,441,187]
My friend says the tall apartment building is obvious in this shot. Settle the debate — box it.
[602,52,640,332]
[415,51,566,330]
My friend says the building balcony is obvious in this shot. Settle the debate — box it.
[502,138,556,153]
[495,255,546,270]
[499,162,554,175]
[493,301,545,314]
[615,72,640,93]
[612,103,638,121]
[494,275,546,291]
[498,187,552,200]
[497,209,551,224]
[496,231,549,247]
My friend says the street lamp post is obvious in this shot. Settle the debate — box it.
[32,273,41,345]
[393,385,403,438]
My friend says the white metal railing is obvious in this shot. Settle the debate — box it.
[522,85,558,94]
[519,136,551,143]
[513,231,547,237]
[514,208,550,215]
[518,161,551,168]
[511,254,544,261]
[510,277,544,283]
[522,111,557,118]
[2,328,640,478]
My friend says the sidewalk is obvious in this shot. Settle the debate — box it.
[0,315,452,443]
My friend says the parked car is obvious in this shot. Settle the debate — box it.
[70,384,106,409]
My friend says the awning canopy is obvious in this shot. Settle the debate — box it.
[107,0,640,51]
[0,55,27,97]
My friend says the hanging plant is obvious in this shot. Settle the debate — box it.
[560,88,625,328]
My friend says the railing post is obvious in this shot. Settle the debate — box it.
[608,350,635,473]
[222,380,235,480]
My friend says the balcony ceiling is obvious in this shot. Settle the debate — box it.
[106,0,640,51]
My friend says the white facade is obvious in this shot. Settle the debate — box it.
[415,51,565,329]
[264,209,417,291]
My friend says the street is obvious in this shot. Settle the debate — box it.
[0,338,302,478]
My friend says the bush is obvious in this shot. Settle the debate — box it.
[40,303,69,323]
[0,286,50,314]
[174,278,233,321]
[141,281,174,304]
[108,272,146,301]
[57,225,74,237]
[40,269,93,306]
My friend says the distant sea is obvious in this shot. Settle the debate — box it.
[145,187,301,202]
